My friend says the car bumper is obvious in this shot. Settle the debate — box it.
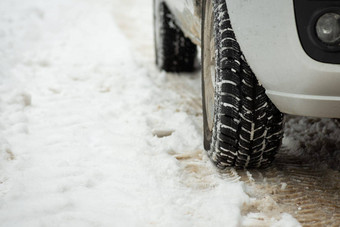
[227,0,340,118]
[267,91,340,118]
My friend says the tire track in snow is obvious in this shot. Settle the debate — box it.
[240,146,340,226]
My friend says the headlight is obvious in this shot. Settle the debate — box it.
[316,12,340,45]
[294,0,340,63]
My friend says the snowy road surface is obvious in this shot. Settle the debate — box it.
[0,0,338,226]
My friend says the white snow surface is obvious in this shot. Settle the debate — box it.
[0,0,300,226]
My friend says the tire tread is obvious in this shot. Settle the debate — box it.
[207,0,284,169]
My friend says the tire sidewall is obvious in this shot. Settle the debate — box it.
[202,0,219,154]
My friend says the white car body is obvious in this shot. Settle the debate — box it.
[227,0,340,118]
[165,0,340,118]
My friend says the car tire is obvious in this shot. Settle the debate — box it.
[202,0,284,169]
[153,0,197,72]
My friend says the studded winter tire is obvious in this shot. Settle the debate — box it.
[202,0,284,169]
[153,0,197,72]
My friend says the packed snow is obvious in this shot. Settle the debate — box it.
[0,0,313,226]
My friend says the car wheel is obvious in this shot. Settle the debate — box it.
[153,0,197,72]
[202,0,284,169]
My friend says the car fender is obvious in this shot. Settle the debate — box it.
[226,0,340,117]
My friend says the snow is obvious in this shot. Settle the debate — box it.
[284,116,340,171]
[0,0,302,226]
